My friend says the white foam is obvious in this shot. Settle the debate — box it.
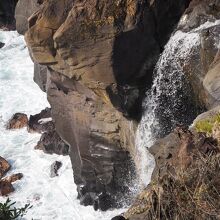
[0,31,125,220]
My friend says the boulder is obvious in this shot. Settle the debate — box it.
[0,157,11,179]
[6,113,28,130]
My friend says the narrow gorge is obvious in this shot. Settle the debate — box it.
[1,0,220,219]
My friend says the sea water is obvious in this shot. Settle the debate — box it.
[0,31,125,220]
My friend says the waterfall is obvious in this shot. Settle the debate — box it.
[135,20,220,186]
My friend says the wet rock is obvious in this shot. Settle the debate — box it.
[0,180,14,196]
[3,173,23,183]
[0,173,23,196]
[50,161,62,178]
[0,42,4,48]
[174,0,220,109]
[28,108,53,133]
[35,130,69,155]
[6,113,28,129]
[0,157,11,179]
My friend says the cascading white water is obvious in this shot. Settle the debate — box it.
[0,31,126,220]
[135,20,220,186]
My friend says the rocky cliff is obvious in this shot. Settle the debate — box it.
[14,0,192,210]
[13,0,220,215]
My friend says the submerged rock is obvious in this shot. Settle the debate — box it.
[50,161,62,178]
[0,42,4,48]
[6,113,28,130]
[0,157,11,179]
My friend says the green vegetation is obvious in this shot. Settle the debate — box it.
[0,198,32,220]
[195,113,220,134]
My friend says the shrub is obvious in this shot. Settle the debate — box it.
[0,198,32,220]
[195,113,220,134]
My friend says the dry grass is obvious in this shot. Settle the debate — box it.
[145,152,220,220]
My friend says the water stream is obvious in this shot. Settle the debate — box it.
[135,20,220,186]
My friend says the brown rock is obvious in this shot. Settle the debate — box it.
[6,113,28,130]
[0,173,23,196]
[0,157,11,179]
[0,180,14,196]
[4,173,23,183]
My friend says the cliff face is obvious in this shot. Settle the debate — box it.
[16,0,191,211]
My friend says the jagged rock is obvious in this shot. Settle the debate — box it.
[0,173,23,196]
[6,113,28,130]
[28,107,53,133]
[15,0,41,34]
[0,157,11,179]
[50,161,62,178]
[35,131,69,155]
[24,0,191,210]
